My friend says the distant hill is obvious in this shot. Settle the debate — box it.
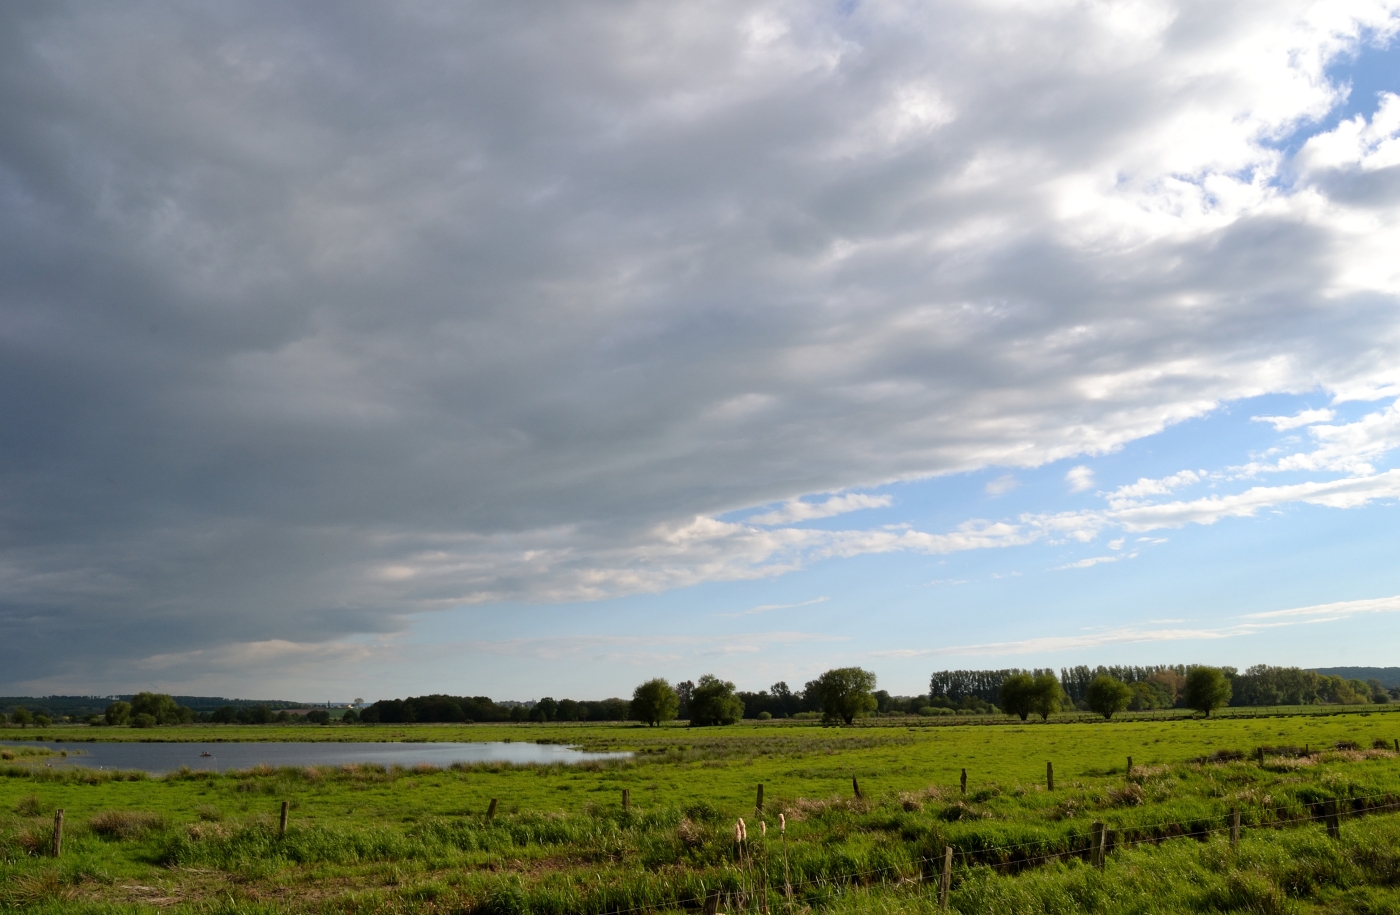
[1313,668,1400,688]
[0,695,306,718]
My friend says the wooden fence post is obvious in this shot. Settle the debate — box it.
[487,798,498,819]
[939,845,953,909]
[622,788,630,811]
[1126,756,1132,778]
[1257,747,1265,766]
[1046,761,1054,792]
[1090,821,1105,868]
[279,800,289,837]
[51,809,63,858]
[1324,798,1340,839]
[960,768,967,795]
[1230,809,1240,848]
[852,775,862,800]
[1394,738,1398,754]
[756,783,764,814]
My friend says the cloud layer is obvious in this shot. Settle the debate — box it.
[3,1,1400,690]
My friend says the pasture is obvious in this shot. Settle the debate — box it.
[5,710,1400,913]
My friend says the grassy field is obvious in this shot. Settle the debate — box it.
[5,710,1400,913]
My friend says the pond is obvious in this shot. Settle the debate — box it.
[1,740,630,774]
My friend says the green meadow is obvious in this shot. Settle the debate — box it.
[5,710,1400,913]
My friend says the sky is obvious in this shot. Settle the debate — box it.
[3,1,1400,703]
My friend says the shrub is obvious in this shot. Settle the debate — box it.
[688,674,744,727]
[131,713,158,728]
[34,714,52,728]
[631,678,680,727]
[1031,673,1062,720]
[999,674,1035,721]
[129,692,194,725]
[14,793,44,816]
[756,711,772,720]
[105,701,131,726]
[1184,667,1232,716]
[306,710,331,725]
[1085,675,1133,719]
[89,810,167,839]
[810,667,879,725]
[11,706,34,728]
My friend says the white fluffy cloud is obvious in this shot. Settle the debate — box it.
[3,1,1400,689]
[872,593,1400,659]
[748,494,891,526]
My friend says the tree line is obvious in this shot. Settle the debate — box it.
[4,662,1389,732]
[929,664,1395,714]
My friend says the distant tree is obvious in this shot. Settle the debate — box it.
[770,681,799,718]
[210,706,239,724]
[341,708,359,724]
[1085,675,1133,719]
[593,698,631,720]
[631,678,680,727]
[998,673,1036,721]
[129,692,193,726]
[757,711,772,720]
[1146,670,1185,706]
[1031,673,1063,721]
[556,699,582,721]
[0,712,8,727]
[1128,681,1170,710]
[536,697,559,721]
[131,713,157,728]
[305,709,331,725]
[689,674,744,726]
[675,680,695,719]
[1368,679,1391,704]
[12,708,35,728]
[812,667,879,725]
[240,705,274,725]
[104,702,131,726]
[34,714,52,728]
[1184,667,1232,716]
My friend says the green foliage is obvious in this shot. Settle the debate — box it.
[1184,667,1233,716]
[131,713,157,728]
[104,701,131,726]
[5,712,1400,913]
[688,674,744,726]
[1084,675,1132,720]
[812,667,879,725]
[1031,673,1062,721]
[1128,680,1172,710]
[10,707,33,728]
[305,709,331,725]
[630,678,679,727]
[999,674,1036,721]
[129,692,194,726]
[33,714,52,728]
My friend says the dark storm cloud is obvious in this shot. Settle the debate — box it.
[2,1,1399,689]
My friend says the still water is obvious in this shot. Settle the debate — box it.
[3,740,629,774]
